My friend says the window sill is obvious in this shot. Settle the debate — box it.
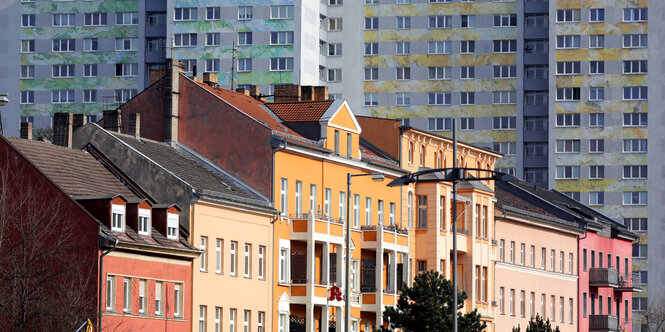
[245,276,252,279]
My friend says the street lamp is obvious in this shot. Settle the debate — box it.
[345,172,384,332]
[0,93,9,106]
[387,119,517,332]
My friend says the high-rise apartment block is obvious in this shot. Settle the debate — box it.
[0,0,656,329]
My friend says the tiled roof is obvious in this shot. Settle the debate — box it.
[6,137,139,200]
[264,100,335,122]
[495,185,557,219]
[110,133,269,206]
[102,224,197,252]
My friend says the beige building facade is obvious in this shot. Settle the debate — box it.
[494,185,582,332]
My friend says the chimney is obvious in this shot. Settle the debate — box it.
[301,86,314,101]
[53,112,73,147]
[236,88,250,96]
[73,113,87,133]
[203,72,218,86]
[249,85,260,100]
[103,109,122,133]
[20,122,32,140]
[129,113,140,138]
[314,86,329,101]
[164,59,180,144]
[274,85,302,102]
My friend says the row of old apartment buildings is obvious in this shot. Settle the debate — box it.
[0,62,640,332]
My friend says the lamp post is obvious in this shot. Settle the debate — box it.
[387,119,517,332]
[345,172,384,332]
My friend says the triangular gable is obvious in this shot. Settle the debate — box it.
[322,100,362,134]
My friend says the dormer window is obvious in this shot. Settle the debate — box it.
[111,204,125,231]
[167,213,179,240]
[138,208,151,235]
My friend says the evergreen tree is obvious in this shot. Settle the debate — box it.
[512,315,561,332]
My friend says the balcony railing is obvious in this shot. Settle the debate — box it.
[289,212,344,224]
[589,315,618,331]
[589,268,618,287]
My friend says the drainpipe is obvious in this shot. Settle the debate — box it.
[270,137,286,332]
[98,228,118,332]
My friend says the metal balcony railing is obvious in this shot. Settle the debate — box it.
[589,315,618,330]
[589,268,618,286]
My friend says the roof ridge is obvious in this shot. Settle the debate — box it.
[5,136,90,155]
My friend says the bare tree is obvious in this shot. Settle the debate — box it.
[0,146,97,331]
[644,296,665,332]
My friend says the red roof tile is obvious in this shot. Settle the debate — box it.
[264,100,335,122]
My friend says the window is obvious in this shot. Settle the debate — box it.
[213,239,222,274]
[407,192,413,228]
[589,113,604,127]
[278,313,288,332]
[199,306,207,332]
[510,289,515,315]
[229,308,236,332]
[589,192,604,205]
[389,202,396,226]
[494,40,517,53]
[556,114,580,127]
[377,200,384,225]
[460,92,475,105]
[53,13,76,26]
[556,88,581,101]
[328,69,342,82]
[51,90,74,104]
[417,195,427,229]
[328,43,342,56]
[243,310,251,332]
[525,39,548,53]
[589,8,605,22]
[588,87,604,101]
[256,245,265,279]
[428,41,451,54]
[116,63,138,77]
[329,18,343,30]
[555,140,581,154]
[623,165,647,179]
[520,290,525,317]
[494,14,516,27]
[556,61,581,75]
[53,39,75,52]
[203,33,221,46]
[499,240,505,262]
[460,66,475,79]
[589,139,604,153]
[279,248,289,283]
[624,34,647,48]
[520,243,525,265]
[174,33,197,47]
[237,32,253,46]
[556,35,580,49]
[428,66,451,80]
[623,192,647,206]
[623,60,648,74]
[82,90,97,103]
[116,12,138,25]
[589,61,604,74]
[461,15,475,28]
[633,297,648,311]
[460,117,474,130]
[230,241,237,276]
[270,31,294,45]
[21,40,34,53]
[115,89,137,103]
[499,287,505,314]
[589,35,605,49]
[174,283,183,317]
[633,244,648,259]
[525,91,548,105]
[493,117,516,130]
[106,276,116,311]
[461,40,475,53]
[530,246,535,267]
[429,118,452,131]
[589,166,605,179]
[557,9,580,22]
[525,143,547,156]
[623,86,648,100]
[493,91,516,104]
[52,64,75,78]
[396,42,410,55]
[556,166,580,179]
[20,65,34,79]
[492,142,516,155]
[396,93,410,106]
[116,38,138,51]
[198,236,208,271]
[624,218,648,232]
[271,5,294,19]
[155,281,163,315]
[510,241,515,263]
[365,17,378,30]
[235,6,253,20]
[624,8,647,22]
[324,189,332,218]
[175,7,197,21]
[22,14,36,28]
[396,67,410,80]
[623,139,647,153]
[394,16,412,30]
[428,93,452,106]
[84,13,107,26]
[429,16,451,28]
[362,93,378,106]
[244,243,252,278]
[365,197,372,225]
[270,58,293,71]
[494,65,517,79]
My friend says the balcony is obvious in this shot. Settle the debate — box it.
[615,272,642,292]
[289,213,344,243]
[589,315,618,331]
[360,224,409,250]
[589,268,618,287]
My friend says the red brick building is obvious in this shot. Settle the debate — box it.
[0,135,199,331]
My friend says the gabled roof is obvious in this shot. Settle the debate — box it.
[5,137,140,200]
[265,100,335,122]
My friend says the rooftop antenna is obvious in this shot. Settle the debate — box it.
[230,41,238,91]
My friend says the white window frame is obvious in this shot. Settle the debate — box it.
[244,243,251,278]
[167,213,179,240]
[230,241,238,276]
[138,208,151,235]
[111,204,126,232]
